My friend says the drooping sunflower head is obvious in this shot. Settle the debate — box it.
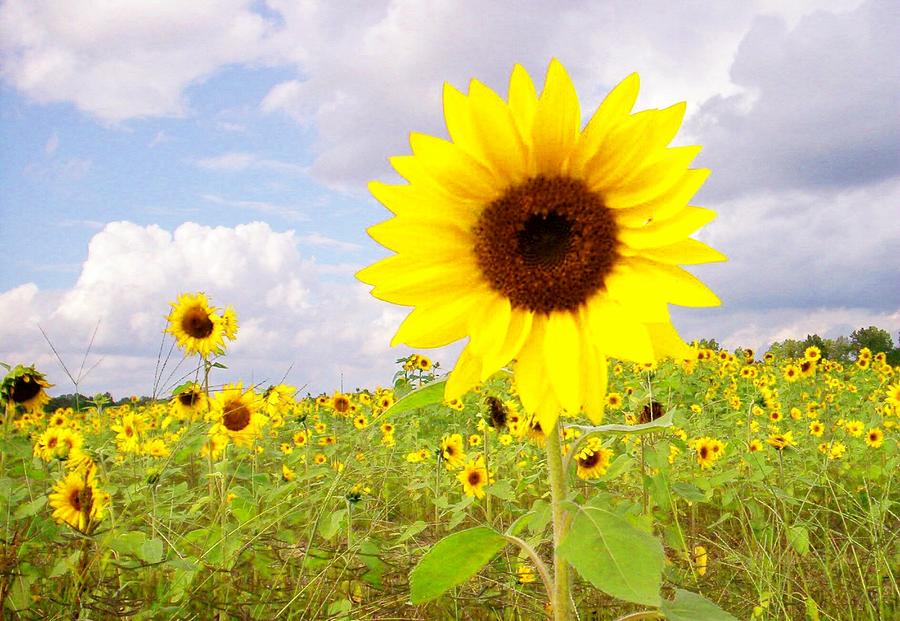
[2,364,53,414]
[358,59,724,433]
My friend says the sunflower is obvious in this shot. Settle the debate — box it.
[693,545,708,577]
[169,383,207,420]
[331,392,352,415]
[783,364,800,382]
[885,381,900,408]
[357,59,723,432]
[457,455,490,499]
[440,433,467,469]
[767,431,797,451]
[865,427,884,448]
[48,464,107,532]
[809,421,825,437]
[166,292,229,357]
[574,437,614,480]
[2,364,53,414]
[747,439,764,453]
[353,414,368,429]
[209,383,267,448]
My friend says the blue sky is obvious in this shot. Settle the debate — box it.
[1,0,898,398]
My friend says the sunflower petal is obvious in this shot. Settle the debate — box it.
[532,59,580,174]
[624,257,722,307]
[618,206,716,249]
[586,296,656,362]
[407,133,500,200]
[544,310,582,413]
[580,333,608,424]
[391,291,487,348]
[645,322,693,360]
[614,168,710,224]
[445,343,483,401]
[467,79,529,184]
[468,293,512,356]
[514,313,548,416]
[639,238,728,265]
[603,145,702,208]
[507,63,538,157]
[570,73,640,177]
[480,309,533,380]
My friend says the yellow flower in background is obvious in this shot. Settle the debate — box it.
[574,437,614,480]
[209,383,267,448]
[693,545,708,576]
[169,383,207,420]
[357,59,723,433]
[865,427,884,448]
[166,292,229,357]
[440,433,467,469]
[458,455,490,499]
[48,464,107,532]
[767,431,797,450]
[2,364,53,414]
[516,562,536,584]
[282,464,296,481]
[809,421,825,437]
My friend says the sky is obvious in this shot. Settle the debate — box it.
[1,0,898,399]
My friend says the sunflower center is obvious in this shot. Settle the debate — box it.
[11,376,41,403]
[223,401,251,431]
[70,488,82,511]
[181,305,214,339]
[578,451,601,468]
[178,391,199,407]
[467,471,483,486]
[474,175,618,313]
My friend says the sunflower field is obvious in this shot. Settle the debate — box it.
[3,60,899,621]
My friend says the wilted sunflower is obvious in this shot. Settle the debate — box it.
[2,364,53,414]
[358,59,723,432]
[166,292,232,357]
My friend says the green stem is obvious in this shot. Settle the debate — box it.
[546,420,572,621]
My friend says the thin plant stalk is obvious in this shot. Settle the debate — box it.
[546,421,571,621]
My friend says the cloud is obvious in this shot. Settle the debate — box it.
[0,221,419,398]
[200,193,309,222]
[0,0,276,122]
[192,152,306,175]
[692,0,900,198]
[297,233,362,253]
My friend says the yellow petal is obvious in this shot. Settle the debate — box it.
[624,257,721,307]
[586,295,656,362]
[533,391,562,435]
[579,328,608,424]
[408,133,501,200]
[570,72,640,178]
[480,309,533,380]
[445,343,483,401]
[467,79,529,185]
[532,59,580,175]
[583,109,655,190]
[507,63,538,160]
[614,168,710,225]
[638,238,727,265]
[442,82,482,163]
[618,206,716,250]
[391,290,488,348]
[544,310,582,413]
[645,322,693,360]
[514,313,548,416]
[366,216,471,255]
[603,145,702,209]
[468,293,512,356]
[603,264,673,323]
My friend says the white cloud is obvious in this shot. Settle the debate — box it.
[192,152,306,175]
[0,221,420,398]
[200,193,309,222]
[0,0,277,122]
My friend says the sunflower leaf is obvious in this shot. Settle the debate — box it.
[660,589,739,621]
[557,498,664,606]
[409,526,507,604]
[567,410,675,436]
[383,378,447,416]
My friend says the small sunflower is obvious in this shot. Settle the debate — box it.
[440,433,467,469]
[358,59,723,433]
[48,464,107,532]
[747,439,764,453]
[331,392,352,415]
[457,455,490,499]
[767,431,797,451]
[209,383,267,448]
[865,427,884,448]
[574,436,614,480]
[170,383,207,420]
[809,421,825,437]
[2,364,53,414]
[166,292,234,357]
[693,545,708,576]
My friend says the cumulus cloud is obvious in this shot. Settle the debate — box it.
[0,0,276,122]
[692,0,900,197]
[0,222,420,398]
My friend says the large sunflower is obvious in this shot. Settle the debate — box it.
[48,464,107,532]
[357,59,723,432]
[165,292,227,357]
[209,383,267,448]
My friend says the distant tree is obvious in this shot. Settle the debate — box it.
[696,338,721,350]
[850,326,894,356]
[822,336,853,362]
[766,338,805,359]
[802,334,827,353]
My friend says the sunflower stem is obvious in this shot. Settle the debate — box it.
[546,420,572,621]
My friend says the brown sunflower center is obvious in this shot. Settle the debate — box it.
[699,446,709,459]
[473,175,618,313]
[467,470,483,486]
[181,305,214,339]
[223,401,251,431]
[11,376,41,403]
[178,390,199,407]
[578,451,601,468]
[333,396,351,413]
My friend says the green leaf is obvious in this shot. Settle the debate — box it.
[660,589,739,621]
[107,531,147,557]
[13,495,46,520]
[484,480,514,501]
[568,410,675,437]
[383,379,447,416]
[319,509,347,541]
[211,362,228,369]
[141,538,164,564]
[671,482,709,503]
[557,500,664,606]
[409,526,507,604]
[397,520,429,543]
[787,525,809,556]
